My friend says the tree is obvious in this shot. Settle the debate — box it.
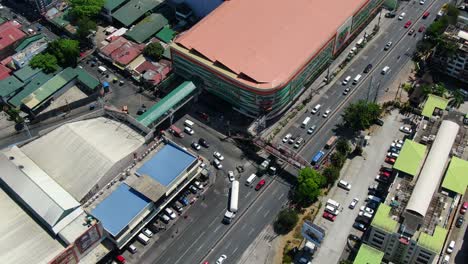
[48,39,80,67]
[335,138,351,155]
[144,42,165,61]
[342,100,382,131]
[330,152,346,168]
[273,209,299,235]
[70,0,104,19]
[294,168,325,207]
[30,53,59,73]
[448,89,464,108]
[323,166,340,185]
[76,19,97,41]
[445,4,460,25]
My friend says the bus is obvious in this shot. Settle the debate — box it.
[325,136,337,149]
[311,150,325,165]
[301,117,311,128]
[230,180,239,213]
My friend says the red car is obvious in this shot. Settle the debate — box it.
[323,211,336,222]
[255,179,266,190]
[461,201,468,214]
[116,255,126,264]
[418,26,426,32]
[422,11,430,19]
[404,21,412,28]
[385,157,396,164]
[380,171,391,177]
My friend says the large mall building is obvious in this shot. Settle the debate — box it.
[171,0,384,118]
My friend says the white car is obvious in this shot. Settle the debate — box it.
[343,88,350,95]
[322,109,331,118]
[191,142,201,150]
[384,41,392,50]
[282,133,292,143]
[419,0,425,4]
[358,211,373,218]
[307,125,316,134]
[349,198,359,209]
[199,162,206,169]
[342,76,351,85]
[360,206,375,214]
[391,142,403,149]
[194,181,203,189]
[387,152,399,158]
[213,151,224,161]
[446,240,455,254]
[399,126,412,134]
[164,208,177,219]
[216,255,227,264]
[228,171,235,182]
[184,126,194,135]
[142,228,153,238]
[398,12,406,20]
[213,159,223,169]
[394,139,404,145]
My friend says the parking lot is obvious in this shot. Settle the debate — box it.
[312,110,408,263]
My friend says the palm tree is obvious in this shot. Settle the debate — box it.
[432,83,448,97]
[448,89,465,108]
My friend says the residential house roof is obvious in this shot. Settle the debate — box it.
[0,75,23,97]
[124,13,169,43]
[112,0,164,27]
[0,21,26,53]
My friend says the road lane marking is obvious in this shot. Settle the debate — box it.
[214,225,222,233]
[240,224,246,230]
[208,218,218,228]
[263,209,271,218]
[256,205,263,213]
[233,246,239,254]
[245,191,252,198]
[248,228,254,236]
[278,193,284,200]
[174,231,206,264]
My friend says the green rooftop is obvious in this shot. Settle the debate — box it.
[124,13,169,43]
[442,157,468,194]
[51,9,71,28]
[0,76,24,98]
[155,26,176,43]
[104,0,128,11]
[14,34,45,52]
[76,67,100,90]
[418,226,447,254]
[8,71,53,107]
[422,94,448,118]
[371,204,398,233]
[393,140,427,176]
[354,244,384,264]
[137,81,196,127]
[0,17,5,25]
[112,0,164,27]
[13,65,42,82]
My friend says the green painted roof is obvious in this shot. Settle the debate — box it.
[371,204,398,233]
[0,18,5,25]
[155,26,176,43]
[51,9,71,28]
[0,76,24,97]
[8,71,53,107]
[13,65,42,82]
[137,81,196,126]
[418,226,447,254]
[14,34,45,52]
[354,244,384,264]
[76,67,100,90]
[422,94,449,117]
[442,157,468,194]
[112,0,164,27]
[22,67,77,109]
[104,0,128,11]
[124,13,168,43]
[393,140,427,176]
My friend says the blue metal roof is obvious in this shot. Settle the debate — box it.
[91,184,151,237]
[137,143,196,186]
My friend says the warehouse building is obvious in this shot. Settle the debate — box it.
[171,0,384,118]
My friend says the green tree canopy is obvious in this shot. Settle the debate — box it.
[70,0,104,19]
[143,42,165,61]
[335,138,351,155]
[323,166,341,185]
[30,53,59,73]
[342,100,382,131]
[330,152,346,168]
[48,39,80,67]
[76,19,97,41]
[448,89,464,108]
[273,209,299,235]
[294,167,325,207]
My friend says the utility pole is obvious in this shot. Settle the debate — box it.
[374,82,381,103]
[367,76,373,102]
[326,67,330,84]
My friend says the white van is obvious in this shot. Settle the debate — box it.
[246,173,256,186]
[353,74,362,85]
[301,117,311,128]
[184,119,194,127]
[326,199,340,209]
[338,180,352,191]
[381,66,390,75]
[137,233,150,245]
[98,66,107,73]
[325,205,340,215]
[311,104,321,114]
[342,76,351,85]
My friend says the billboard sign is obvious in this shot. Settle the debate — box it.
[301,221,325,246]
[75,223,102,254]
[48,246,78,264]
[333,16,353,54]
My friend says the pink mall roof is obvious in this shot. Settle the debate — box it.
[175,0,369,90]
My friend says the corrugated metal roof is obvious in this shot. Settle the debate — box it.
[104,0,128,11]
[155,26,176,43]
[137,81,196,126]
[0,75,23,97]
[14,34,45,52]
[8,71,54,107]
[112,0,164,27]
[124,13,169,43]
[406,120,459,217]
[91,183,151,237]
[76,67,100,90]
[441,157,468,194]
[13,65,42,82]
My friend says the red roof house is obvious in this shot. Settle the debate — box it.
[0,21,26,60]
